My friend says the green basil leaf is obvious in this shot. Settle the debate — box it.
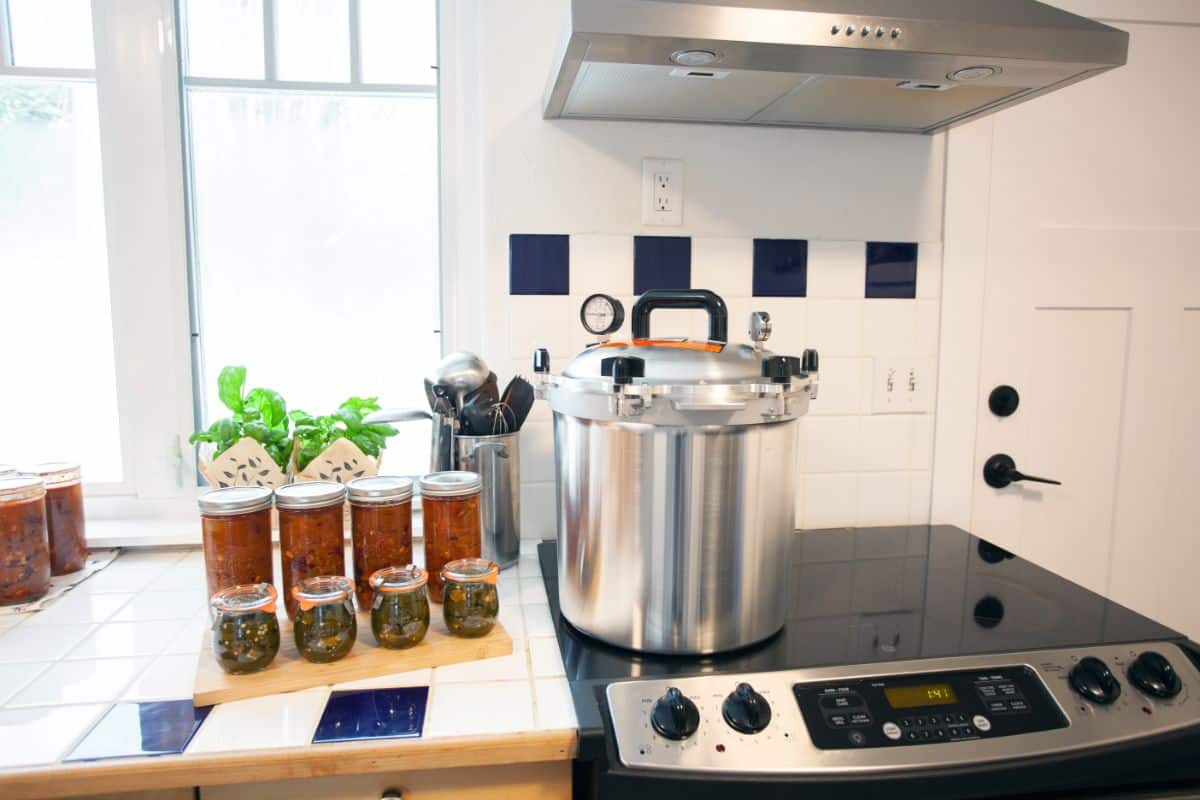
[217,366,246,413]
[246,387,287,428]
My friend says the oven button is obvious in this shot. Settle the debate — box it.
[651,687,700,740]
[973,714,992,732]
[848,730,867,746]
[883,721,902,741]
[722,682,772,734]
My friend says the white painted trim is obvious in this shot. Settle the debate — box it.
[347,0,362,85]
[0,65,94,79]
[262,0,278,81]
[0,0,12,67]
[183,75,435,96]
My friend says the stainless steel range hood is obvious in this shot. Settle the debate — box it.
[543,0,1128,134]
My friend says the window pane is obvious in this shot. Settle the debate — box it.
[275,0,350,83]
[184,0,265,79]
[360,0,437,85]
[188,90,440,477]
[0,79,123,482]
[8,0,95,69]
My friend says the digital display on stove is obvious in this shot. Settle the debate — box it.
[883,683,958,709]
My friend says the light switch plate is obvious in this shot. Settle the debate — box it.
[642,158,683,226]
[871,356,936,414]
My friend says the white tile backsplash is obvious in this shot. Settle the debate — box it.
[858,416,914,472]
[801,416,862,473]
[807,241,866,298]
[509,295,574,362]
[803,474,860,529]
[569,234,633,298]
[691,237,753,298]
[806,299,864,356]
[862,300,919,355]
[856,472,913,526]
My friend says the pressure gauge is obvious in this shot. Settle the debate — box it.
[580,294,625,337]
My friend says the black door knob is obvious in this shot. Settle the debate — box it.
[1128,651,1182,699]
[651,687,700,740]
[1070,657,1122,705]
[988,385,1020,417]
[983,454,1062,489]
[722,682,772,734]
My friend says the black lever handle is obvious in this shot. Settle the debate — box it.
[630,289,728,343]
[983,453,1062,489]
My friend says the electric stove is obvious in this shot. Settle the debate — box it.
[539,525,1200,800]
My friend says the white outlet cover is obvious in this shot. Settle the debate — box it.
[642,158,683,226]
[871,356,937,414]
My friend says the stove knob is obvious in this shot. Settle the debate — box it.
[1070,656,1122,705]
[1129,651,1182,699]
[722,682,772,734]
[651,687,700,740]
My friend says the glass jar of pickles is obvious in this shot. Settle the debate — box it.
[23,462,88,575]
[420,471,482,602]
[368,565,430,649]
[441,558,499,638]
[210,583,280,675]
[198,486,274,601]
[291,575,357,663]
[347,476,413,610]
[0,476,51,605]
[276,481,347,620]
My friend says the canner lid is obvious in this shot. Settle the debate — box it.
[562,339,769,384]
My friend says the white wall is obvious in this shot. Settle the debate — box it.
[444,0,946,539]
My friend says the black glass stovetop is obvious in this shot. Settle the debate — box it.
[538,525,1187,747]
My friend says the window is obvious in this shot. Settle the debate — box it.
[0,0,125,484]
[181,0,442,479]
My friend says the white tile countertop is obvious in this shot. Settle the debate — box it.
[0,540,576,795]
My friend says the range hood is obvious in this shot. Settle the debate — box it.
[543,0,1128,134]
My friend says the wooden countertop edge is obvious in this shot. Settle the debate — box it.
[0,728,578,800]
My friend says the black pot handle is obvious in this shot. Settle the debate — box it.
[630,289,728,343]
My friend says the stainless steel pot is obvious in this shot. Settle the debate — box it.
[535,290,819,655]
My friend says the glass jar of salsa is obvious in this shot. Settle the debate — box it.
[210,582,280,675]
[276,481,347,620]
[420,471,482,602]
[369,565,429,649]
[347,476,413,609]
[292,575,357,663]
[198,486,274,601]
[22,462,87,575]
[0,477,51,605]
[441,558,499,638]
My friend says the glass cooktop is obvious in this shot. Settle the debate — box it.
[538,525,1185,744]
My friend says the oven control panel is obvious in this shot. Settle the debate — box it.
[604,642,1199,775]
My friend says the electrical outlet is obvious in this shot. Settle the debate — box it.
[871,356,936,414]
[642,158,683,226]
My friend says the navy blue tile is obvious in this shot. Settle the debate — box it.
[865,242,919,299]
[634,236,691,294]
[313,687,429,744]
[510,234,569,295]
[753,239,808,297]
[65,701,211,762]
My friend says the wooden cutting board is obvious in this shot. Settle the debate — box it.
[194,611,511,706]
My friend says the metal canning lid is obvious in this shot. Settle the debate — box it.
[292,575,353,605]
[347,475,414,504]
[369,565,427,593]
[211,583,277,615]
[0,476,46,505]
[198,485,273,516]
[274,480,347,510]
[442,557,499,584]
[419,471,482,498]
[21,462,82,488]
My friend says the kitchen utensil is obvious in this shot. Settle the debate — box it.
[500,376,535,432]
[534,289,819,655]
[362,408,454,473]
[423,377,449,416]
[454,433,520,568]
[432,351,489,413]
[459,372,503,435]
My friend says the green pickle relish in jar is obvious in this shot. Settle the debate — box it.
[291,575,357,663]
[441,558,500,638]
[369,565,430,649]
[210,583,280,675]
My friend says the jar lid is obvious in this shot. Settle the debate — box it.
[198,485,274,516]
[211,582,277,615]
[274,480,347,510]
[0,476,45,504]
[442,557,499,584]
[369,565,427,593]
[347,475,414,504]
[21,462,81,487]
[292,575,354,608]
[420,471,482,498]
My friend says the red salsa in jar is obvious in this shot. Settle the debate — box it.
[23,463,88,575]
[0,476,51,605]
[347,476,414,609]
[198,486,275,601]
[420,471,482,603]
[276,481,347,620]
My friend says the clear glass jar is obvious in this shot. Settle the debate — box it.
[292,575,357,663]
[420,471,482,602]
[22,462,87,575]
[369,565,430,649]
[0,477,50,605]
[348,476,413,610]
[276,481,347,620]
[441,558,499,638]
[210,582,281,675]
[198,486,275,600]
